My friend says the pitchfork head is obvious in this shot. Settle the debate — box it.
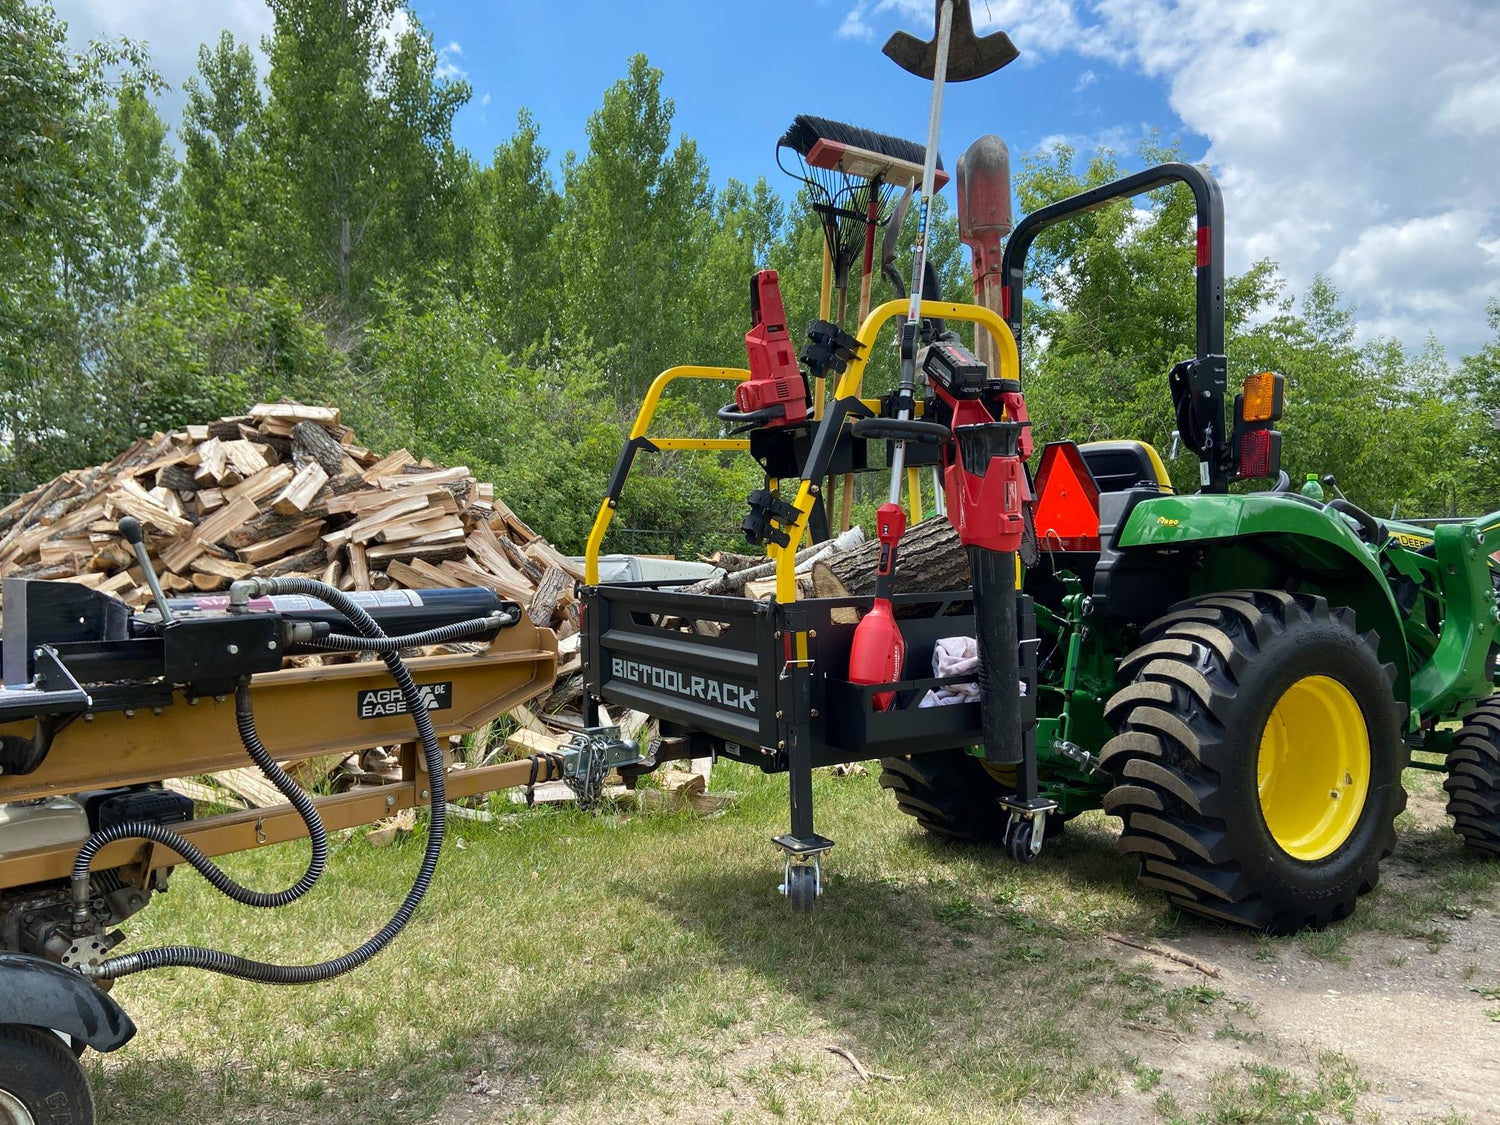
[883,0,1019,82]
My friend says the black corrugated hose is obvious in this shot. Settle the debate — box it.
[298,612,510,653]
[69,682,328,911]
[73,577,452,984]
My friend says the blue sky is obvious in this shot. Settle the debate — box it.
[52,0,1500,358]
[436,1,1200,193]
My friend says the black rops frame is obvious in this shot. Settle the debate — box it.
[999,162,1232,490]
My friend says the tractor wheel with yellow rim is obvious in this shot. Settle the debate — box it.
[1099,589,1406,934]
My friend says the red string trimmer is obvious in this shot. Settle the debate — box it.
[849,0,1017,710]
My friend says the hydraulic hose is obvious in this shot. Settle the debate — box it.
[297,613,508,653]
[70,682,328,916]
[74,577,449,984]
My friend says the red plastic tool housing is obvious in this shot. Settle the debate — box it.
[848,502,908,711]
[930,390,1031,553]
[736,270,808,427]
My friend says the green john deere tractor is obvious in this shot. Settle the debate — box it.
[879,162,1500,933]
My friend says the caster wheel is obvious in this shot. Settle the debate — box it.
[785,864,819,913]
[1005,818,1039,864]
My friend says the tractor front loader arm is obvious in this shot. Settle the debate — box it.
[1407,518,1500,718]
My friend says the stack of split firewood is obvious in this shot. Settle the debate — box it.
[0,402,583,637]
[0,402,738,817]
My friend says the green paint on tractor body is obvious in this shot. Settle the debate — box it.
[980,488,1500,815]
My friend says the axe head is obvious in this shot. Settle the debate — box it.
[883,0,1019,82]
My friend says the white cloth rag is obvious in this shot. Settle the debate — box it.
[917,635,1028,707]
[919,637,981,708]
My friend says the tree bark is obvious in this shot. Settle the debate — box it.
[291,420,358,478]
[826,516,970,597]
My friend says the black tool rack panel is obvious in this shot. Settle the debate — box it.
[583,583,1034,769]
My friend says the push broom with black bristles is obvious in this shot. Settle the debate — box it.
[776,115,947,333]
[777,115,944,530]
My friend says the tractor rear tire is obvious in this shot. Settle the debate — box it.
[1446,696,1500,857]
[1100,590,1406,934]
[879,749,1007,842]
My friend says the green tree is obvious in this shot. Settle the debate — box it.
[176,32,266,284]
[79,81,178,311]
[98,275,352,441]
[472,111,564,357]
[557,54,714,404]
[258,0,471,310]
[1454,301,1500,511]
[0,0,164,489]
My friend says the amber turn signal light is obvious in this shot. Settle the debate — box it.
[1240,372,1284,423]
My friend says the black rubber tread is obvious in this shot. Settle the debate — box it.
[1446,696,1500,857]
[1100,589,1407,934]
[0,1024,94,1124]
[879,748,1009,842]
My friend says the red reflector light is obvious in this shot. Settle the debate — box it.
[1238,428,1281,479]
[1195,225,1211,268]
[1001,286,1012,321]
[1032,441,1101,551]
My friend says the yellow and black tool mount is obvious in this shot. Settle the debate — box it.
[581,295,1048,897]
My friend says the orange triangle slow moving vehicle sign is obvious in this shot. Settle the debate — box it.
[1031,441,1101,551]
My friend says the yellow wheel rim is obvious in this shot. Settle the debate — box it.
[982,762,1018,787]
[1256,675,1370,861]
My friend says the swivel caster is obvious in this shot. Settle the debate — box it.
[1004,813,1043,864]
[780,859,821,914]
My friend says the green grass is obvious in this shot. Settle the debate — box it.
[83,764,1499,1123]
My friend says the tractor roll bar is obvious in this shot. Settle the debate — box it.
[1000,162,1230,490]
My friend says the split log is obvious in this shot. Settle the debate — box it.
[361,448,414,482]
[225,463,295,507]
[156,463,199,493]
[220,439,270,478]
[250,403,340,428]
[236,522,322,565]
[347,543,371,591]
[528,565,571,627]
[272,461,329,515]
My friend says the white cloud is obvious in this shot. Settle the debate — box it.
[1433,64,1500,137]
[841,0,1124,62]
[375,6,414,55]
[839,7,877,40]
[845,0,1500,356]
[51,0,272,127]
[1073,68,1097,92]
[480,92,492,107]
[435,39,466,82]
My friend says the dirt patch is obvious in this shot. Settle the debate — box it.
[1077,783,1500,1124]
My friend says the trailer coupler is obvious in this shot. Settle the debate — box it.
[556,727,646,810]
